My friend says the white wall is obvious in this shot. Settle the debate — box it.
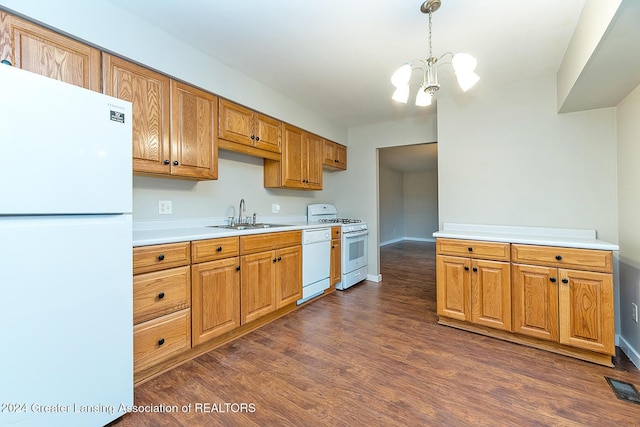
[379,165,405,245]
[404,170,438,241]
[438,75,619,244]
[616,84,640,366]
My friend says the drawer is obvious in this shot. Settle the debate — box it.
[240,230,302,255]
[133,242,190,275]
[436,238,510,261]
[133,266,191,324]
[511,244,613,273]
[191,236,239,263]
[134,308,191,373]
[331,226,342,239]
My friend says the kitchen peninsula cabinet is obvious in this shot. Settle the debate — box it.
[436,239,511,331]
[239,231,302,324]
[218,99,281,160]
[0,11,100,91]
[104,54,218,180]
[323,140,347,170]
[263,124,323,190]
[511,244,614,356]
[191,237,241,345]
[133,242,192,374]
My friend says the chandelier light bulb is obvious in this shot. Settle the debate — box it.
[452,53,477,74]
[391,64,413,88]
[415,87,432,106]
[456,71,480,92]
[392,85,410,103]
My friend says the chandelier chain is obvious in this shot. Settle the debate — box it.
[428,9,433,59]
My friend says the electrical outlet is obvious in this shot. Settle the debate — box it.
[272,203,281,213]
[158,200,173,215]
[632,303,638,323]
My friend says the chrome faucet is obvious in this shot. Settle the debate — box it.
[238,198,245,224]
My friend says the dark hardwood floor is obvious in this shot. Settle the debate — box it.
[112,241,640,426]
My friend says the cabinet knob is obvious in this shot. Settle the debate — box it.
[256,136,260,141]
[158,338,165,346]
[464,266,469,271]
[555,255,562,261]
[217,246,223,252]
[163,159,170,165]
[561,278,569,284]
[273,258,277,263]
[278,256,282,261]
[472,267,478,272]
[251,135,255,140]
[158,292,165,299]
[158,254,165,261]
[173,160,179,166]
[468,247,473,252]
[332,245,335,249]
[236,266,241,271]
[550,278,556,283]
[334,159,339,163]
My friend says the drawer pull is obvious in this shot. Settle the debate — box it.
[472,267,478,272]
[217,246,223,252]
[158,338,165,346]
[468,247,473,252]
[158,292,165,299]
[273,258,277,263]
[555,255,562,261]
[163,159,170,165]
[550,277,556,283]
[236,266,241,271]
[464,266,469,271]
[561,278,569,284]
[277,256,282,261]
[158,254,165,261]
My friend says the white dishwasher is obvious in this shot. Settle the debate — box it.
[298,228,331,304]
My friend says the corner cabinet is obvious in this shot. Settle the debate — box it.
[0,11,101,91]
[263,124,323,190]
[323,139,347,170]
[218,99,281,159]
[103,54,218,180]
[436,237,615,366]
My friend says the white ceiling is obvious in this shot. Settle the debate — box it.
[104,0,587,129]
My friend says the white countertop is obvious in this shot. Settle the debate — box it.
[433,223,619,251]
[132,217,332,246]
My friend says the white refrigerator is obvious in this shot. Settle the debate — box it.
[0,65,133,426]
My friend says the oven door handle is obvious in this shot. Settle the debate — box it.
[343,230,369,238]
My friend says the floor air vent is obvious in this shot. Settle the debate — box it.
[605,377,640,405]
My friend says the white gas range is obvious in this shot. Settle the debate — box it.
[307,204,368,290]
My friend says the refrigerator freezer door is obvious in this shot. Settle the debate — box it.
[0,214,133,426]
[0,65,132,215]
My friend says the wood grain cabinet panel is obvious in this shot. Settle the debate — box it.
[134,266,191,324]
[275,245,302,307]
[0,12,101,91]
[191,257,241,345]
[436,255,471,322]
[437,238,510,261]
[330,232,342,287]
[470,259,511,331]
[323,139,347,170]
[512,244,612,273]
[511,263,559,341]
[133,242,191,275]
[241,251,277,324]
[191,237,239,263]
[133,308,191,373]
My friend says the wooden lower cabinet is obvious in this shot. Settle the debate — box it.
[133,308,191,373]
[437,238,615,365]
[330,234,342,287]
[191,257,241,345]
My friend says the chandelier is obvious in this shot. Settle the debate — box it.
[391,0,479,106]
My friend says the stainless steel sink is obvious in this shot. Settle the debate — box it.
[209,223,290,230]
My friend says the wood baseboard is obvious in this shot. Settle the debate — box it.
[438,317,614,367]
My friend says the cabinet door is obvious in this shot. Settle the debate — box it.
[170,80,218,179]
[275,245,302,308]
[1,12,100,91]
[241,251,276,324]
[436,255,470,321]
[322,140,336,167]
[304,132,323,189]
[471,259,511,331]
[218,99,253,146]
[191,257,241,345]
[558,269,614,355]
[334,143,347,170]
[279,124,305,188]
[511,264,558,341]
[103,54,171,175]
[330,238,342,286]
[254,113,281,153]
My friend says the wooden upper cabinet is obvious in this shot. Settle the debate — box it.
[218,99,281,159]
[104,54,217,180]
[264,124,323,190]
[323,140,347,170]
[170,80,218,180]
[103,54,171,175]
[0,12,100,91]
